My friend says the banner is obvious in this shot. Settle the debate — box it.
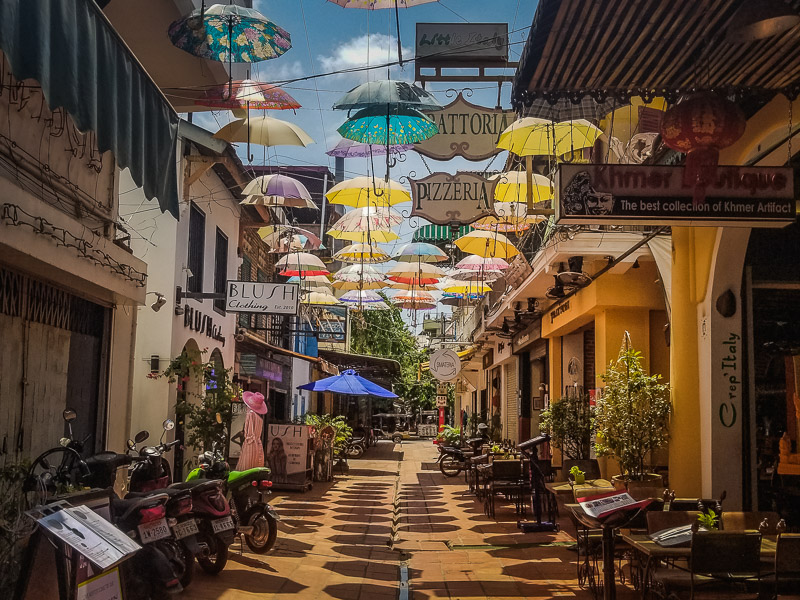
[266,424,312,486]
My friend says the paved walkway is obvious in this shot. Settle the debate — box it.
[189,440,636,599]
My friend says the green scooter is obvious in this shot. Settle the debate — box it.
[186,446,279,554]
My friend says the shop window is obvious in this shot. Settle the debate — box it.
[213,228,228,314]
[239,255,252,329]
[187,202,205,293]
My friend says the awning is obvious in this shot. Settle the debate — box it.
[420,345,478,372]
[413,225,473,243]
[0,0,180,217]
[647,236,672,320]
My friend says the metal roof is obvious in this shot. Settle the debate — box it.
[412,224,473,243]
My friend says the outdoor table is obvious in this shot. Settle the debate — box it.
[547,479,615,500]
[565,503,648,600]
[620,532,777,599]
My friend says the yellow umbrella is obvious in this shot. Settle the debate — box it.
[332,279,385,291]
[440,281,493,295]
[333,243,391,264]
[302,291,340,305]
[497,118,602,157]
[472,202,546,232]
[455,230,519,259]
[387,262,445,279]
[214,116,314,147]
[325,176,411,207]
[490,172,553,203]
[384,280,439,291]
[327,229,400,243]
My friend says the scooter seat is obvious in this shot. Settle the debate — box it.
[228,467,270,488]
[170,479,223,493]
[111,493,168,520]
[126,486,188,499]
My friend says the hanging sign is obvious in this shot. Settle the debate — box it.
[410,171,496,225]
[556,164,795,227]
[226,281,299,314]
[413,93,515,161]
[436,395,448,408]
[416,23,509,63]
[429,348,462,381]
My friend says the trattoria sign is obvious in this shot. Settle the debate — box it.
[556,164,795,227]
[226,281,299,315]
[413,93,515,161]
[410,171,496,225]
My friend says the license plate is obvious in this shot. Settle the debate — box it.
[173,519,199,540]
[138,518,170,544]
[212,516,234,534]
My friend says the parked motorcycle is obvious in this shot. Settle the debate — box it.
[344,435,366,459]
[187,443,279,554]
[438,436,488,477]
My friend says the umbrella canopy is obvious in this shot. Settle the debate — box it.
[328,229,400,243]
[326,177,411,207]
[357,301,391,311]
[333,79,442,111]
[440,281,493,294]
[338,106,438,145]
[332,206,404,230]
[168,4,291,63]
[302,291,340,305]
[334,264,386,283]
[384,280,439,291]
[276,252,329,276]
[339,290,385,303]
[241,194,318,209]
[497,118,602,157]
[195,79,300,110]
[287,274,332,287]
[298,369,397,398]
[214,116,314,147]
[449,268,502,282]
[257,225,322,249]
[333,243,391,264]
[523,97,617,122]
[472,201,546,232]
[490,171,553,204]
[333,279,385,291]
[393,242,449,263]
[393,290,437,310]
[243,174,312,199]
[326,138,413,158]
[455,255,510,271]
[387,262,445,279]
[455,230,520,259]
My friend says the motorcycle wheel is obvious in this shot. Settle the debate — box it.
[439,455,462,477]
[243,504,277,554]
[196,532,229,574]
[346,444,364,459]
[158,538,194,590]
[392,434,402,444]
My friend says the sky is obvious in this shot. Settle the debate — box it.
[190,0,538,329]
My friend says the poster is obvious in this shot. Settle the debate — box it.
[228,400,247,459]
[266,424,312,486]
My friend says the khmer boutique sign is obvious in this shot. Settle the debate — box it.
[410,171,496,225]
[413,93,515,161]
[415,23,509,62]
[556,164,795,227]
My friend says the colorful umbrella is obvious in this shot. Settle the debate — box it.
[302,291,340,305]
[334,264,386,283]
[338,106,438,146]
[328,229,400,243]
[298,368,398,397]
[497,118,603,157]
[387,262,445,280]
[276,252,329,276]
[243,174,312,199]
[357,301,391,311]
[449,268,502,282]
[333,79,442,111]
[392,290,437,311]
[168,4,291,63]
[455,230,520,259]
[386,277,440,289]
[215,116,313,147]
[339,290,385,303]
[331,206,404,229]
[257,225,322,250]
[241,194,318,209]
[195,79,300,110]
[326,177,411,207]
[490,171,554,204]
[455,255,510,271]
[439,281,493,295]
[333,279,385,291]
[287,274,332,287]
[333,243,391,264]
[393,242,449,263]
[326,138,413,158]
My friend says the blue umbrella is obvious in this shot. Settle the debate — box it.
[298,369,397,398]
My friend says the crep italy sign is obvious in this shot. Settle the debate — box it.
[410,171,497,225]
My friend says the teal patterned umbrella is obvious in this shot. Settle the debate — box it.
[338,106,438,145]
[168,3,291,63]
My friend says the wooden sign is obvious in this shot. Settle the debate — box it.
[556,164,795,227]
[416,23,509,63]
[410,171,496,225]
[413,93,515,161]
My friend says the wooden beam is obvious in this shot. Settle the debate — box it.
[183,155,219,201]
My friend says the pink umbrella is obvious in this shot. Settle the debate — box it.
[195,79,301,110]
[455,256,510,271]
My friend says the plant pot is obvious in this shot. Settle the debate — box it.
[574,474,585,485]
[612,473,663,491]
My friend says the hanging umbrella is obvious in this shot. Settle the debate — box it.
[257,225,322,250]
[243,174,312,200]
[339,290,385,303]
[214,116,313,161]
[333,243,391,264]
[455,230,520,259]
[491,172,554,204]
[288,274,332,287]
[440,281,493,295]
[195,79,300,110]
[333,279,385,291]
[472,201,546,232]
[241,194,318,209]
[331,206,404,230]
[334,264,386,283]
[326,177,411,207]
[276,252,329,276]
[328,229,400,243]
[524,97,618,122]
[298,368,398,397]
[168,4,291,63]
[393,242,449,263]
[326,138,413,158]
[449,268,502,282]
[333,79,442,111]
[455,255,510,271]
[357,301,391,311]
[302,291,340,305]
[338,106,438,146]
[393,290,437,311]
[384,280,439,291]
[497,118,603,157]
[387,262,445,280]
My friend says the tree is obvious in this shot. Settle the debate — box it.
[349,299,436,413]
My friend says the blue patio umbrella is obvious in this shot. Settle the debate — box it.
[298,369,397,398]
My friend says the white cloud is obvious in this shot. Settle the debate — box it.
[318,34,412,82]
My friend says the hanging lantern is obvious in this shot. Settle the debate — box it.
[660,92,746,204]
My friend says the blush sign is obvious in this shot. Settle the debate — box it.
[226,281,299,315]
[429,348,461,381]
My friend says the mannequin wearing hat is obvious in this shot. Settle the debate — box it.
[237,391,267,471]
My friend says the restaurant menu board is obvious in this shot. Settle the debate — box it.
[576,490,651,520]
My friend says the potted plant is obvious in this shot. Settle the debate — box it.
[539,394,596,461]
[569,465,586,485]
[596,335,671,490]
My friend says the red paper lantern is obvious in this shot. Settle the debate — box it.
[660,92,746,203]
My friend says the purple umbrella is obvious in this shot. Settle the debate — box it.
[325,138,413,158]
[242,174,312,200]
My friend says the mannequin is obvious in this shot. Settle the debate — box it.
[237,390,267,471]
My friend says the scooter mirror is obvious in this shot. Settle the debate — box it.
[134,430,149,444]
[63,409,77,422]
[59,437,71,447]
[162,419,175,431]
[126,439,136,451]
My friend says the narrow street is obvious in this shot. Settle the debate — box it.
[190,441,633,600]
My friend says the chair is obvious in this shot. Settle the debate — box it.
[774,533,800,598]
[647,511,700,534]
[563,459,601,482]
[721,511,782,534]
[629,485,667,501]
[485,459,524,518]
[653,531,762,599]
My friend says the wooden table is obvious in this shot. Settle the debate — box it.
[547,479,615,501]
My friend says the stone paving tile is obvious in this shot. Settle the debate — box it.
[185,440,637,599]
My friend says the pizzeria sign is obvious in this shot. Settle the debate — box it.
[555,164,795,227]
